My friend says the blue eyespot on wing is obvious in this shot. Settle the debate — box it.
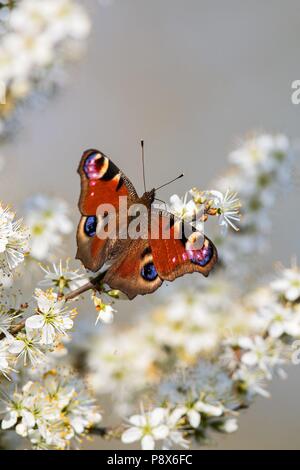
[141,262,158,281]
[84,216,97,237]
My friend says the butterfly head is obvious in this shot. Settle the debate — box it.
[141,188,156,207]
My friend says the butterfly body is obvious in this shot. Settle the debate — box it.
[76,149,217,299]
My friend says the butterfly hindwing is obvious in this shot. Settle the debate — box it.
[76,215,111,272]
[101,212,217,299]
[103,239,163,300]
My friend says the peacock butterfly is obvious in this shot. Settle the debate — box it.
[76,147,218,299]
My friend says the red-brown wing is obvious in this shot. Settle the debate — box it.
[149,212,218,281]
[76,149,138,272]
[78,149,138,215]
[102,212,217,299]
[102,239,163,300]
[76,215,111,272]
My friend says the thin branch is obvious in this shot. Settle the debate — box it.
[88,426,111,437]
[64,270,107,301]
[0,1,16,10]
[63,281,95,301]
[88,424,123,440]
[0,271,108,341]
[9,320,26,336]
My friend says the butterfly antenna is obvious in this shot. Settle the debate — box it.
[141,140,146,192]
[154,197,168,212]
[155,173,184,191]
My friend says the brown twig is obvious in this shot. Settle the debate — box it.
[63,281,95,301]
[88,424,123,440]
[0,1,16,10]
[88,426,111,438]
[64,270,107,301]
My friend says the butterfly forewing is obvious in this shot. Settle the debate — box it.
[76,149,138,272]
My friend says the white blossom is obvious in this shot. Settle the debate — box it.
[92,294,116,325]
[233,366,270,399]
[122,407,169,450]
[39,260,88,293]
[271,266,300,302]
[8,332,45,366]
[214,133,293,265]
[25,289,75,345]
[259,304,300,338]
[229,134,290,175]
[172,402,201,429]
[0,204,30,280]
[0,339,15,379]
[168,193,197,222]
[205,189,240,234]
[0,0,91,139]
[220,418,238,433]
[162,408,189,449]
[23,195,73,261]
[240,336,285,379]
[0,368,102,450]
[1,385,35,433]
[171,399,222,429]
[0,309,13,338]
[88,329,158,407]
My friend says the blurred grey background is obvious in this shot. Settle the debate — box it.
[1,0,300,449]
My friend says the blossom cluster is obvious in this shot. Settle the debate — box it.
[0,0,90,139]
[117,262,300,449]
[87,280,247,411]
[0,241,120,383]
[207,134,293,266]
[167,189,240,236]
[121,363,238,450]
[0,203,29,286]
[23,194,73,262]
[0,367,102,449]
[0,209,103,451]
[0,287,77,376]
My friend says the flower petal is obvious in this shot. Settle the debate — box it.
[121,427,143,444]
[242,351,257,366]
[149,408,166,427]
[168,407,186,427]
[195,401,223,416]
[22,409,35,428]
[129,414,147,427]
[187,409,200,428]
[141,434,155,450]
[25,315,44,329]
[8,340,24,354]
[62,317,73,330]
[1,410,18,429]
[41,323,56,345]
[152,425,169,440]
[269,322,284,338]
